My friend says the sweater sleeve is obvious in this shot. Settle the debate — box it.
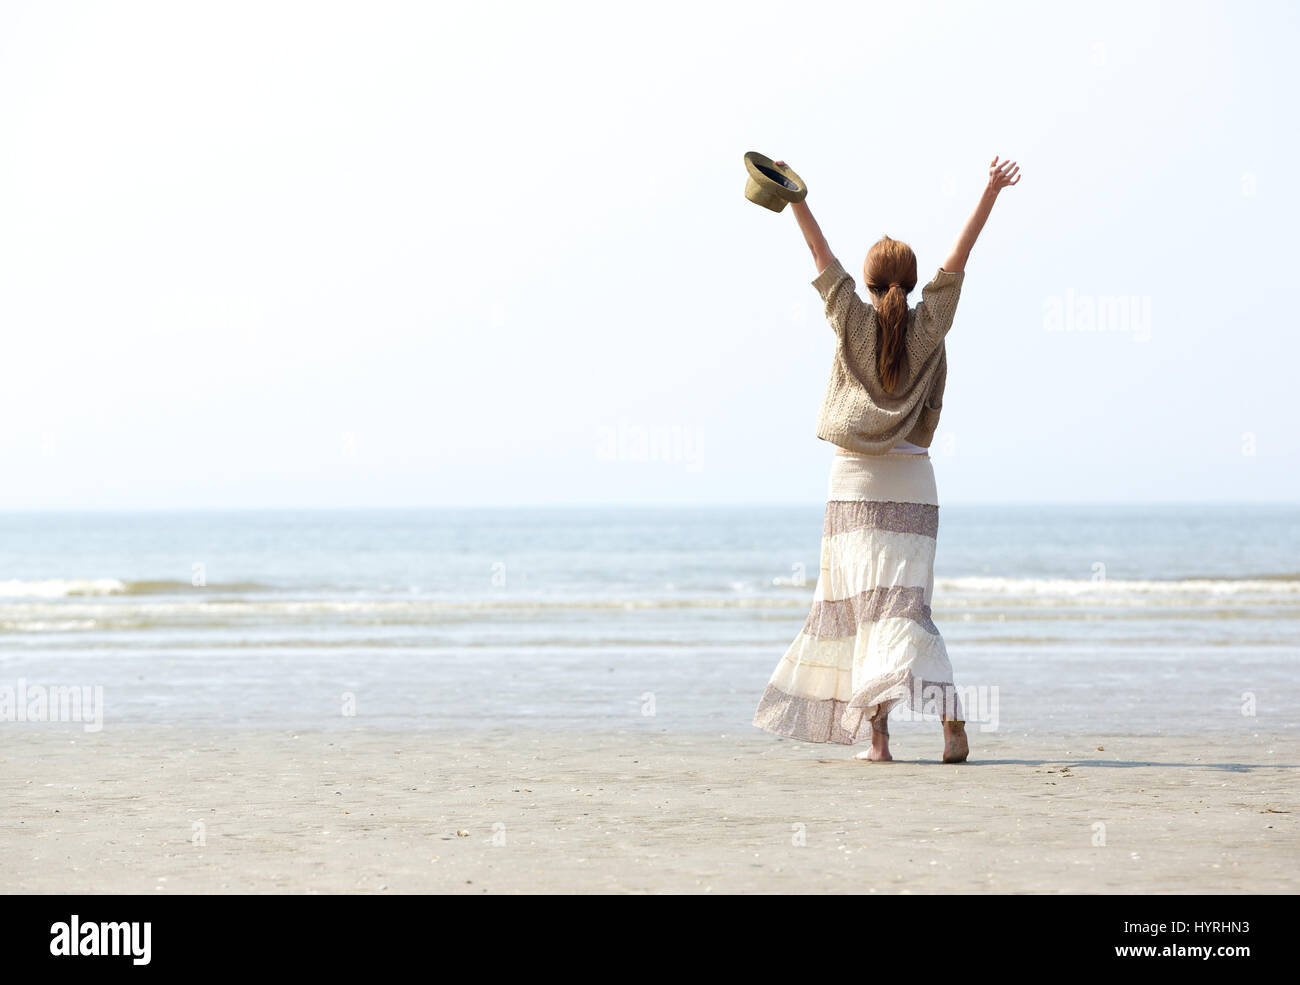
[811,257,870,340]
[913,267,965,345]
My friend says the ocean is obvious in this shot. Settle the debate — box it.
[1,505,1297,735]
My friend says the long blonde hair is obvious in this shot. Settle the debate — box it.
[864,235,918,393]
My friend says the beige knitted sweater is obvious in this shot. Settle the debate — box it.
[811,257,965,454]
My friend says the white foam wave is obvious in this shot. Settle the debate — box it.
[0,579,128,599]
[936,576,1300,596]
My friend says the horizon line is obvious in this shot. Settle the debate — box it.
[1,499,1297,513]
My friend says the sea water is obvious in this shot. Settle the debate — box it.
[0,505,1296,735]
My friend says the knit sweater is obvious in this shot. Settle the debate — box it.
[811,257,964,454]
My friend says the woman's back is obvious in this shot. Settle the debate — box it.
[810,256,964,455]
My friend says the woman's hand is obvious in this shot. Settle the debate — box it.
[772,159,806,209]
[987,156,1021,192]
[773,161,805,202]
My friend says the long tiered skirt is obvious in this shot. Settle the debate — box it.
[752,448,960,744]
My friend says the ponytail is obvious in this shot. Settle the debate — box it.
[864,235,919,394]
[875,284,908,393]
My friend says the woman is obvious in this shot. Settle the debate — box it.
[753,156,1021,763]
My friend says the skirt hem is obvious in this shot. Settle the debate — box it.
[753,670,962,746]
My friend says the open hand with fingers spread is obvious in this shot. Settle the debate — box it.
[988,156,1021,192]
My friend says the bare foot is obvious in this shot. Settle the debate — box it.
[854,730,892,762]
[942,721,969,763]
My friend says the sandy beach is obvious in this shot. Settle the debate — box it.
[4,725,1296,894]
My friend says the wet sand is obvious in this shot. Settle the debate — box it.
[3,725,1297,894]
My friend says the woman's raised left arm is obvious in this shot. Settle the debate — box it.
[773,160,836,276]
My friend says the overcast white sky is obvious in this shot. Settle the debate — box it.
[0,0,1295,508]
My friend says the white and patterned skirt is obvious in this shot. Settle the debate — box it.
[752,448,960,744]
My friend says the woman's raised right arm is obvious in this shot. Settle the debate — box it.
[942,156,1021,273]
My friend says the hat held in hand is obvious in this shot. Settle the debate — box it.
[743,152,807,212]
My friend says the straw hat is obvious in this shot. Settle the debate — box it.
[743,151,808,212]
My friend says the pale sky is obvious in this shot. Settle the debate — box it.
[0,0,1295,508]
